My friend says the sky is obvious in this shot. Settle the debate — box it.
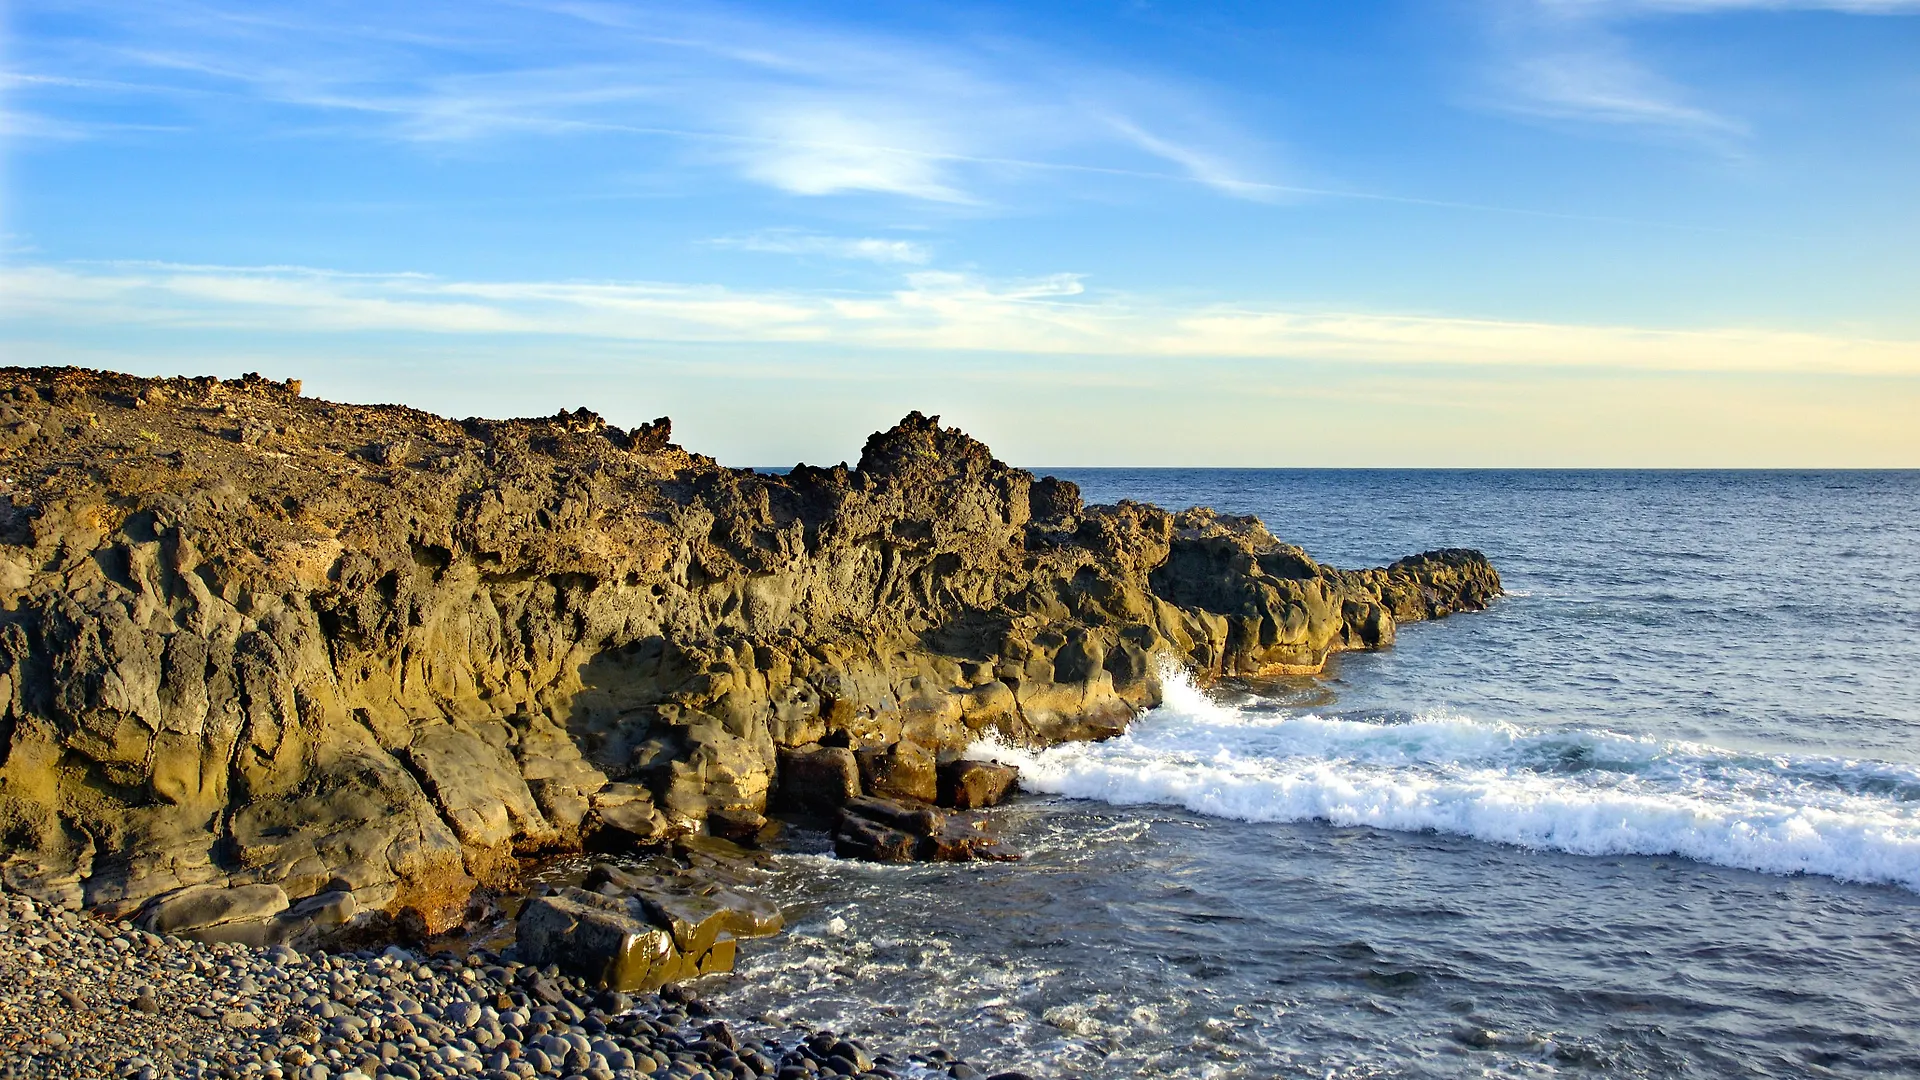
[2,0,1917,467]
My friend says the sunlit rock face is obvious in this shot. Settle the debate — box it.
[0,366,1499,938]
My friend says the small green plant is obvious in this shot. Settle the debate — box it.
[137,429,161,444]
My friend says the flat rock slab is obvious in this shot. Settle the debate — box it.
[138,883,289,935]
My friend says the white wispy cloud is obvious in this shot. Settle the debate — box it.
[1499,44,1745,137]
[7,0,1277,205]
[707,231,932,264]
[1477,0,1916,148]
[6,260,1917,377]
[1478,2,1746,146]
[1100,115,1280,201]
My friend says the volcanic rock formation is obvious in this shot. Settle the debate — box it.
[0,366,1500,942]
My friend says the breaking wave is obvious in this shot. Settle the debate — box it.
[975,666,1920,891]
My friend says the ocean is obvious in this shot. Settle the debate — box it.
[703,470,1920,1078]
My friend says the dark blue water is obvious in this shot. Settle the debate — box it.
[706,471,1920,1079]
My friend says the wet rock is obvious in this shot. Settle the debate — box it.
[520,862,781,990]
[937,760,1018,809]
[832,796,1018,864]
[706,808,771,846]
[834,815,920,863]
[840,795,942,836]
[856,739,938,804]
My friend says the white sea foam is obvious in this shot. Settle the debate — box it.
[973,665,1920,891]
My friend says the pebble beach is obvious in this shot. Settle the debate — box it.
[0,884,1030,1080]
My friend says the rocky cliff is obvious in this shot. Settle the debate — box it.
[0,366,1500,941]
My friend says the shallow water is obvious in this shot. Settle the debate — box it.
[703,470,1920,1078]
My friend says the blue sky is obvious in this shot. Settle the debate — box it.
[3,0,1918,465]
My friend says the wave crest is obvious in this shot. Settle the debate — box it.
[973,665,1920,891]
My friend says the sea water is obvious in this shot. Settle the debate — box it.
[704,471,1920,1078]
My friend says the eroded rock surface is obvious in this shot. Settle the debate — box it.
[0,366,1500,940]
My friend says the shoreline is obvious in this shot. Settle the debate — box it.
[0,881,1032,1080]
[0,365,1496,959]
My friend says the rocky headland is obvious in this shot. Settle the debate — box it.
[0,365,1499,990]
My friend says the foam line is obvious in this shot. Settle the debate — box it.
[974,666,1920,891]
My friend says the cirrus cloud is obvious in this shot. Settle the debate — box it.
[6,260,1918,377]
[5,0,1281,206]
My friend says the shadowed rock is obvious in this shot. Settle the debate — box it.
[774,745,862,815]
[833,795,1018,863]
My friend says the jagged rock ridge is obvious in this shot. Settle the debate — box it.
[0,367,1500,939]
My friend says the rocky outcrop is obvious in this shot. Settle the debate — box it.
[0,366,1500,940]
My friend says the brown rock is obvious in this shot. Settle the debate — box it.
[0,367,1498,930]
[855,738,938,803]
[774,745,862,815]
[833,816,918,863]
[840,795,944,836]
[831,794,1020,864]
[939,760,1019,809]
[706,808,769,845]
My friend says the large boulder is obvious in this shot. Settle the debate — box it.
[515,888,677,991]
[138,883,288,936]
[516,863,782,990]
[774,745,861,815]
[856,738,938,803]
[938,760,1018,809]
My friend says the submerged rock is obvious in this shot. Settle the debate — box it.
[0,366,1499,939]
